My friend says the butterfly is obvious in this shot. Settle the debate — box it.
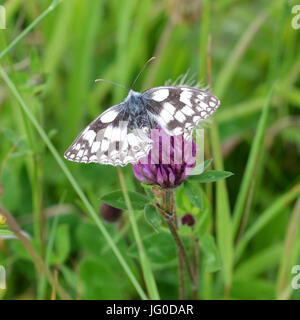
[64,85,220,166]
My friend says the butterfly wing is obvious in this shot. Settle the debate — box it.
[64,103,152,166]
[143,86,220,138]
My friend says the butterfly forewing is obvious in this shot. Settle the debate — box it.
[143,86,220,138]
[64,103,152,166]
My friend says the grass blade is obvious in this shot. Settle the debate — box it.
[235,182,300,261]
[118,168,160,299]
[276,197,300,297]
[232,87,274,236]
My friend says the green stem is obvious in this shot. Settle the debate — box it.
[169,190,186,299]
[192,238,200,300]
[157,190,198,298]
[117,168,159,300]
[178,252,186,299]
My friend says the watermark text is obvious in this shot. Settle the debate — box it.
[0,265,6,290]
[291,5,300,29]
[0,5,6,29]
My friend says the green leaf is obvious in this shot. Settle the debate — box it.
[142,184,155,200]
[59,265,79,292]
[30,50,42,72]
[184,181,203,209]
[54,224,70,264]
[76,221,106,256]
[101,190,149,210]
[200,234,221,272]
[144,204,161,233]
[194,209,211,237]
[231,279,275,300]
[79,257,123,299]
[128,232,178,265]
[203,159,213,171]
[190,170,234,183]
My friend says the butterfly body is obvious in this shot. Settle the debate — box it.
[123,90,152,130]
[64,86,220,166]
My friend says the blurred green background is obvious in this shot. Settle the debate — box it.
[0,0,300,300]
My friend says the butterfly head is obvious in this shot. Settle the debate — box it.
[125,89,141,101]
[125,90,145,115]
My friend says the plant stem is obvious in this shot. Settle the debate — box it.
[168,190,186,299]
[192,238,200,300]
[157,190,198,298]
[117,168,160,300]
[178,252,186,299]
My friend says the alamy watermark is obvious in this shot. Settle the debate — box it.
[87,124,206,175]
[291,5,300,29]
[291,265,300,290]
[0,265,6,290]
[0,5,6,29]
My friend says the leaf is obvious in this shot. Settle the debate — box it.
[142,184,155,200]
[128,232,178,265]
[144,204,161,233]
[54,224,70,264]
[79,257,123,299]
[190,170,234,183]
[59,265,79,292]
[178,224,193,237]
[184,181,203,209]
[194,209,211,237]
[203,159,213,171]
[30,50,42,72]
[101,190,149,210]
[200,234,221,272]
[231,279,275,300]
[76,221,106,256]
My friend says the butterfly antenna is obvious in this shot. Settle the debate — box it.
[95,79,129,91]
[131,56,156,90]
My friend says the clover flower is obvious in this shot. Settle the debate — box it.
[181,213,196,227]
[100,203,122,223]
[132,127,197,189]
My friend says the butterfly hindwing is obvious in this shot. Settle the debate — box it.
[143,86,220,137]
[64,103,152,166]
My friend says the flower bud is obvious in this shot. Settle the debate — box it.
[100,203,122,223]
[181,213,195,227]
[0,214,7,226]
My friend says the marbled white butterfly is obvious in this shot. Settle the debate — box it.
[64,62,220,166]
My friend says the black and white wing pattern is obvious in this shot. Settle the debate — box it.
[64,85,220,167]
[143,86,220,138]
[64,103,152,166]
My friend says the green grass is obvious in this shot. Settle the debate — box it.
[0,0,299,300]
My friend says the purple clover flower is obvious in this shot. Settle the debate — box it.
[181,213,196,227]
[100,203,122,223]
[132,127,197,188]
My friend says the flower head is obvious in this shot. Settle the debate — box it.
[133,127,197,188]
[100,203,122,223]
[181,213,196,227]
